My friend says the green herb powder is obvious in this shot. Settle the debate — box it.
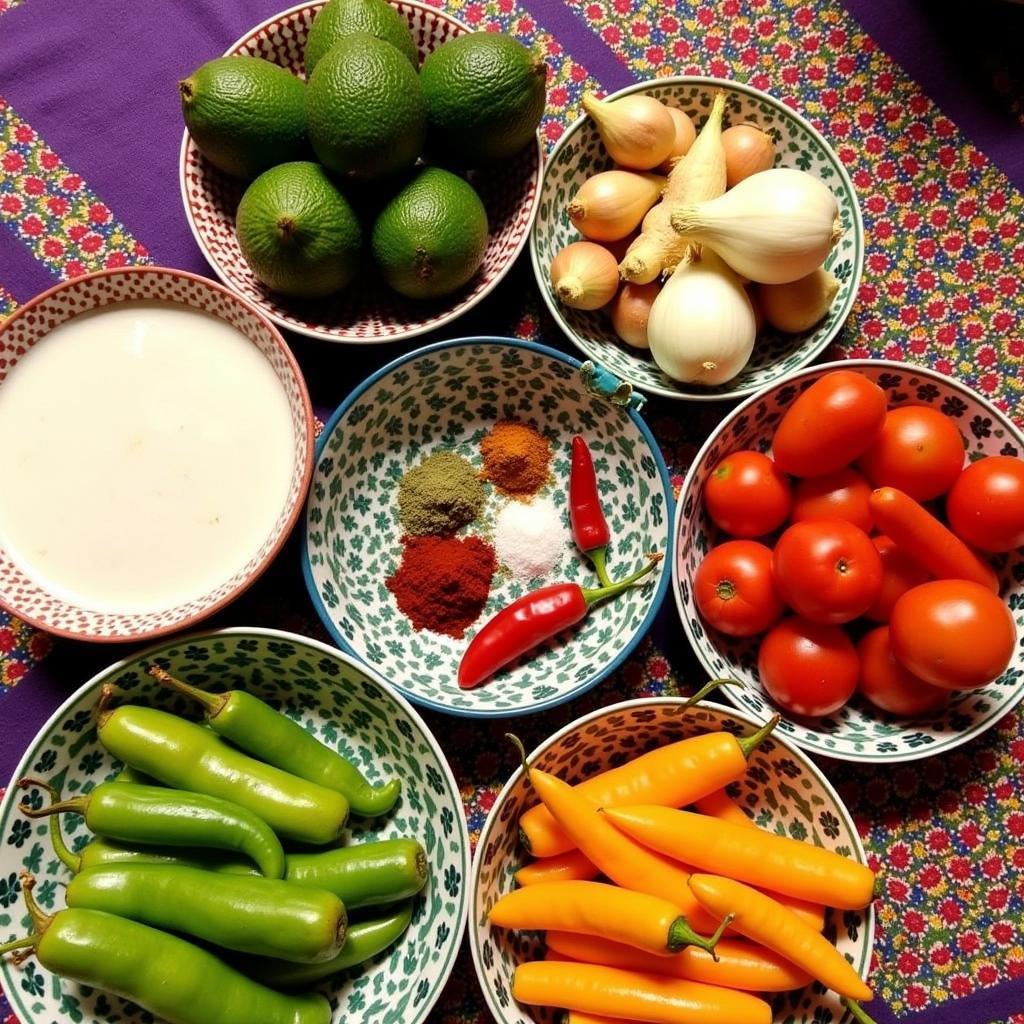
[397,451,485,535]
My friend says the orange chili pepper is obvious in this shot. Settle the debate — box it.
[519,717,779,857]
[489,880,727,957]
[564,1014,629,1024]
[512,960,772,1024]
[687,874,872,1002]
[515,849,599,887]
[508,736,719,931]
[546,930,812,992]
[606,805,874,910]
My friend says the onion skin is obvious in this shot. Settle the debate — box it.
[582,92,676,170]
[758,268,839,333]
[722,124,775,188]
[550,241,620,310]
[567,170,665,242]
[656,107,697,173]
[609,281,660,349]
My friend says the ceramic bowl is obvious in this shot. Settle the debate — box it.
[0,267,313,643]
[530,76,863,401]
[179,0,543,344]
[674,359,1024,762]
[470,698,874,1024]
[303,337,673,717]
[0,627,470,1024]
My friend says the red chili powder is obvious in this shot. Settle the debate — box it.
[386,535,496,638]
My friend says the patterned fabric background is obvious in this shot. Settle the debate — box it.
[1,0,1023,1021]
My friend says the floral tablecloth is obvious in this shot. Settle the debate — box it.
[1,1,1023,1022]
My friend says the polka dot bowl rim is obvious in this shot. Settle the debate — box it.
[177,0,545,346]
[0,266,314,644]
[673,357,1024,763]
[0,625,471,1024]
[468,696,875,1024]
[529,75,865,402]
[301,335,674,719]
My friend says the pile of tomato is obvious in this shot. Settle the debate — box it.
[694,369,1024,719]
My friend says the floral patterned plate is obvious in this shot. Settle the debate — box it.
[470,698,874,1024]
[0,628,469,1024]
[303,337,673,717]
[179,0,542,344]
[530,76,863,401]
[675,359,1024,762]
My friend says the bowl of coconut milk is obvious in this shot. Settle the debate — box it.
[0,267,314,641]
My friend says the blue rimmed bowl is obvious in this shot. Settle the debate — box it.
[303,338,673,717]
[0,627,470,1024]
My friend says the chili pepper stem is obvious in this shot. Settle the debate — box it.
[20,873,54,936]
[587,546,613,588]
[667,911,733,959]
[19,793,88,819]
[95,683,119,728]
[842,997,880,1024]
[18,777,81,874]
[147,666,228,716]
[581,554,662,607]
[681,678,742,709]
[737,714,781,760]
[506,734,532,781]
[0,936,37,957]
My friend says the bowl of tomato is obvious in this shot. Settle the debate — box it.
[674,359,1024,762]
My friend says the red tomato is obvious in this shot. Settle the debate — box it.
[758,616,859,717]
[693,541,784,637]
[946,455,1024,553]
[703,451,791,537]
[791,467,873,533]
[857,625,948,716]
[864,535,930,621]
[857,406,965,501]
[772,519,883,624]
[772,370,887,478]
[890,580,1017,690]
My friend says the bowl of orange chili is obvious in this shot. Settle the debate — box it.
[470,698,875,1024]
[302,337,673,717]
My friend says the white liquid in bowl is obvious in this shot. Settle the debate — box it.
[0,301,296,614]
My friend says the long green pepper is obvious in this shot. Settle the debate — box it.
[96,691,349,844]
[0,875,330,1024]
[149,667,401,817]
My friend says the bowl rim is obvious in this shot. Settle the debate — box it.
[529,74,865,402]
[301,334,675,718]
[0,266,315,645]
[177,0,545,346]
[0,625,471,1024]
[672,357,1024,762]
[467,695,876,1024]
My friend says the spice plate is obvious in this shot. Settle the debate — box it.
[470,698,873,1024]
[0,627,469,1024]
[674,359,1024,762]
[303,337,673,717]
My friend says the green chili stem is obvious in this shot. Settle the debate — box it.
[18,778,80,873]
[20,874,53,936]
[19,794,88,819]
[148,666,227,716]
[666,912,733,960]
[588,546,613,588]
[505,734,531,783]
[841,997,880,1024]
[681,678,742,709]
[737,714,781,760]
[0,936,36,957]
[581,554,662,607]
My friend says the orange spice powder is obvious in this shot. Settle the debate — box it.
[480,420,552,498]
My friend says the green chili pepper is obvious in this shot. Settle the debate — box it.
[243,902,414,989]
[0,875,330,1024]
[66,864,346,963]
[150,667,401,818]
[96,692,349,845]
[19,777,285,879]
[111,765,155,785]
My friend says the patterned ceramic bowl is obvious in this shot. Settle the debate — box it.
[303,337,673,717]
[470,698,874,1024]
[674,359,1024,762]
[0,627,470,1024]
[530,76,863,401]
[0,267,313,643]
[179,0,543,344]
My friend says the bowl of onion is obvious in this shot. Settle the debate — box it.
[530,77,863,402]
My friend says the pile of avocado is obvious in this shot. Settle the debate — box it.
[180,0,546,301]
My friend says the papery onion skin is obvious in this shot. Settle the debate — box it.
[550,241,620,310]
[609,281,660,349]
[582,92,676,170]
[758,267,840,333]
[722,124,775,188]
[567,170,665,242]
[656,107,697,173]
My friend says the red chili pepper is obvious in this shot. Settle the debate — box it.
[570,436,612,587]
[458,556,662,690]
